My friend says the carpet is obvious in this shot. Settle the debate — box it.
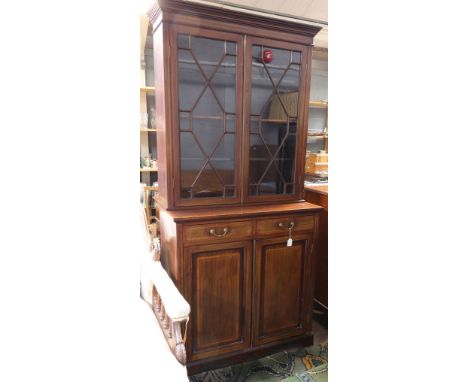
[189,342,327,382]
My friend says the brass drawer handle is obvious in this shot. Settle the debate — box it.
[278,222,295,230]
[209,227,230,237]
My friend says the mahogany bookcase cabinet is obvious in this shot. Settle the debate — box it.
[147,0,323,373]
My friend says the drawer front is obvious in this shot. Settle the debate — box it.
[256,215,315,237]
[183,220,253,245]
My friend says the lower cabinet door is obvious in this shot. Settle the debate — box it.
[253,235,313,346]
[185,241,252,361]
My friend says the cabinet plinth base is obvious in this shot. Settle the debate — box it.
[187,334,314,376]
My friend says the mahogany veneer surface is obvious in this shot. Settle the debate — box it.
[166,201,322,223]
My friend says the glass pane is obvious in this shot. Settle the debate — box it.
[249,185,259,196]
[250,116,260,134]
[226,41,237,56]
[178,50,204,111]
[249,134,269,185]
[193,88,223,117]
[211,134,236,185]
[191,36,225,78]
[289,118,298,134]
[177,33,238,200]
[179,112,190,131]
[265,47,290,69]
[249,44,301,196]
[251,65,275,116]
[212,55,237,114]
[226,114,236,133]
[192,118,224,154]
[177,34,190,49]
[291,51,301,64]
[180,132,205,196]
[266,67,287,87]
[225,186,236,197]
[277,67,300,118]
[192,167,224,198]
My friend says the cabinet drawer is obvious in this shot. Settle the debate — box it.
[256,215,315,237]
[183,220,253,245]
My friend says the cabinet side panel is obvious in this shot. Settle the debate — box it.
[296,46,314,197]
[153,22,173,209]
[159,210,179,285]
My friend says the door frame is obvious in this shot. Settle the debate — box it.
[169,24,244,208]
[243,36,311,204]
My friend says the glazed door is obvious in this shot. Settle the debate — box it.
[253,235,313,346]
[171,26,244,207]
[185,241,252,361]
[244,37,310,203]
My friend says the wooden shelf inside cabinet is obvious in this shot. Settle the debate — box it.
[140,86,155,93]
[309,100,328,108]
[145,186,159,191]
[140,168,158,172]
[140,128,157,132]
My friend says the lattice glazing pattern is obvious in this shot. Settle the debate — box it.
[177,34,238,200]
[249,45,302,196]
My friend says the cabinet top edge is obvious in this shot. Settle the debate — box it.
[147,0,322,39]
[304,185,328,196]
[164,201,323,223]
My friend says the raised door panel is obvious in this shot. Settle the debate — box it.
[253,235,312,346]
[185,241,252,361]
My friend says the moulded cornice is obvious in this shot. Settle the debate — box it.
[147,0,321,40]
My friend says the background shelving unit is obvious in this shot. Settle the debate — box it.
[140,15,159,229]
[140,86,155,93]
[306,99,328,178]
[140,128,157,132]
[306,43,328,180]
[306,47,328,159]
[308,99,328,144]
